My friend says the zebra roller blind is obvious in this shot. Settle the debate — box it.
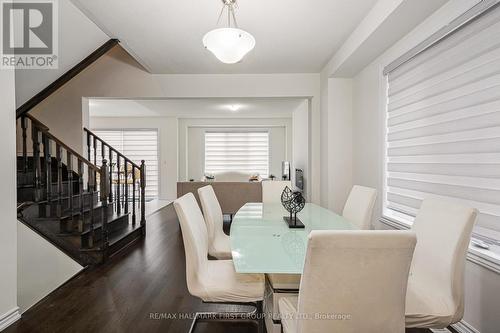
[385,6,500,240]
[93,129,159,199]
[204,131,270,177]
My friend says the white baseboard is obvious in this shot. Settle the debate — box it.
[0,307,20,331]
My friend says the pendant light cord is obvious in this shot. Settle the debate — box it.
[215,0,239,29]
[230,5,239,28]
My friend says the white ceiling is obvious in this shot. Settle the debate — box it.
[89,98,305,118]
[71,0,379,74]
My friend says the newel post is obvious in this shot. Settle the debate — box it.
[32,125,42,202]
[140,160,146,234]
[21,116,28,173]
[100,159,110,255]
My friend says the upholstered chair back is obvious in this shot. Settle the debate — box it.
[198,185,224,247]
[173,193,209,299]
[297,230,416,333]
[342,185,377,230]
[409,199,478,323]
[262,181,292,203]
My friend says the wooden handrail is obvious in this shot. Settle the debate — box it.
[16,39,119,119]
[83,127,141,170]
[25,114,100,172]
[25,114,49,131]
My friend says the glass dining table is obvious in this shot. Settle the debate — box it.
[230,202,356,274]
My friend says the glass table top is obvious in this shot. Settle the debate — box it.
[230,202,355,274]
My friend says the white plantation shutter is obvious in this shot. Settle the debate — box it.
[93,129,159,199]
[205,131,269,177]
[385,6,500,240]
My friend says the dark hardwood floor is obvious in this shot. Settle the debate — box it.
[7,204,432,333]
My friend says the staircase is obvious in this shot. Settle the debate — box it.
[16,114,146,265]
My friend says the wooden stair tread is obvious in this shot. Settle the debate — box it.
[80,212,131,236]
[81,220,143,251]
[19,212,142,265]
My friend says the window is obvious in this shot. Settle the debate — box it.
[204,131,269,177]
[92,129,159,199]
[384,6,500,243]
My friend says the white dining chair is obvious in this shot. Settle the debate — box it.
[405,199,478,329]
[342,185,377,230]
[198,185,232,259]
[262,180,292,203]
[173,193,265,333]
[278,230,417,333]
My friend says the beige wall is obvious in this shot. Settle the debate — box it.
[30,46,163,154]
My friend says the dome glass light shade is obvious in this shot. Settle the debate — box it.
[203,28,255,64]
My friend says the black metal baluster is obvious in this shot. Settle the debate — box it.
[132,166,136,225]
[87,132,91,162]
[78,160,84,233]
[117,156,121,215]
[32,125,41,202]
[124,161,129,214]
[88,165,95,248]
[100,142,107,209]
[93,136,97,166]
[67,151,74,229]
[56,144,63,218]
[140,160,146,233]
[43,134,52,201]
[21,116,28,173]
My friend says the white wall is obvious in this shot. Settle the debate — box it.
[15,0,109,107]
[90,116,178,200]
[292,100,310,199]
[153,74,322,204]
[17,224,83,313]
[0,63,20,330]
[349,0,500,332]
[319,75,354,213]
[30,67,322,204]
[352,63,384,223]
[327,78,353,213]
[319,73,330,208]
[178,118,292,182]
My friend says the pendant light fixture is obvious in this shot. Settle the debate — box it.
[203,0,255,64]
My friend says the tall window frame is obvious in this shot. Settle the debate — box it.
[382,3,500,265]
